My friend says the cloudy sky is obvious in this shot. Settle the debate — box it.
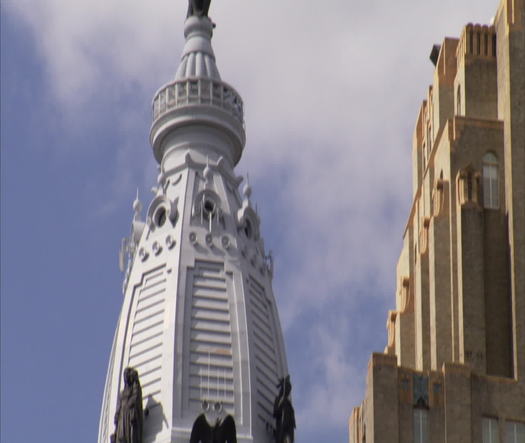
[1,0,497,441]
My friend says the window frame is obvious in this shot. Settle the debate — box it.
[482,152,499,210]
[413,408,429,443]
[483,416,500,443]
[505,420,525,443]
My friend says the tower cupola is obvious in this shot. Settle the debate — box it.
[150,15,246,168]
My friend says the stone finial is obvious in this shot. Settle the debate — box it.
[133,189,142,219]
[203,158,213,186]
[242,174,252,199]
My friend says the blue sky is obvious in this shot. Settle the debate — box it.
[1,0,497,441]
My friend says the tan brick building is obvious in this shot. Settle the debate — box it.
[350,0,525,441]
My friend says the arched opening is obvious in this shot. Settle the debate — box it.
[202,198,216,220]
[154,206,167,227]
[244,219,253,239]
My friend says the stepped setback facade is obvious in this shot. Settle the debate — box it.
[350,0,525,441]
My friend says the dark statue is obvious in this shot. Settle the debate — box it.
[273,376,296,443]
[187,0,211,18]
[111,367,144,443]
[190,413,237,443]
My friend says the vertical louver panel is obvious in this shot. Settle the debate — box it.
[188,261,235,413]
[128,268,167,403]
[248,276,279,429]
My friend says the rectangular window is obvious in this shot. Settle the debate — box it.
[414,409,428,443]
[483,417,500,443]
[506,421,525,443]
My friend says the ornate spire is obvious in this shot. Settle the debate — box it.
[99,5,292,443]
[175,15,220,81]
[149,11,245,167]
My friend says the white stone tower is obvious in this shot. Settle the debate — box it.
[98,10,290,443]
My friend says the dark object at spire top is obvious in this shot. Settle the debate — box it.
[187,0,211,18]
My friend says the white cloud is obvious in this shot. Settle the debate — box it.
[4,0,498,439]
[296,321,362,432]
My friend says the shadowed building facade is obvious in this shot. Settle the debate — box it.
[350,0,525,441]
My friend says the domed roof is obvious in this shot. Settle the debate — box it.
[175,16,221,81]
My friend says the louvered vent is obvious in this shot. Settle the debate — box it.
[128,267,167,404]
[188,261,234,413]
[248,275,279,428]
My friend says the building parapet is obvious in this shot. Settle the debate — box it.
[457,24,496,61]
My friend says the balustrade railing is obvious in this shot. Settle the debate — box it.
[152,78,244,124]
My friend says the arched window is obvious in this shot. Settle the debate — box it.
[482,152,499,209]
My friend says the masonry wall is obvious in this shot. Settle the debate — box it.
[350,1,525,441]
[495,0,525,382]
